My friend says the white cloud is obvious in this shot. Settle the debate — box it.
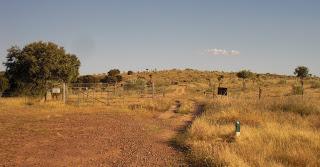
[205,48,240,56]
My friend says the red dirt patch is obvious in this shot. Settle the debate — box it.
[0,110,187,166]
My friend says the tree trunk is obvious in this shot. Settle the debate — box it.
[301,79,304,99]
[242,79,246,90]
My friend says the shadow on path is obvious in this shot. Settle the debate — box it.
[167,103,206,165]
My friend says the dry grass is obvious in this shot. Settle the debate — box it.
[177,97,320,167]
[2,69,320,166]
[127,97,172,112]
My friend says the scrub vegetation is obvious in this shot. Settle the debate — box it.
[1,52,320,166]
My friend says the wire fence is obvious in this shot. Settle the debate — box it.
[64,82,168,106]
[2,82,318,106]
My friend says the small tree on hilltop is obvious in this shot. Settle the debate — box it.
[294,66,309,80]
[294,66,309,97]
[76,75,100,83]
[127,71,134,75]
[108,69,120,76]
[101,69,122,85]
[76,75,100,88]
[236,70,253,90]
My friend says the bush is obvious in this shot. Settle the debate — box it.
[127,71,134,75]
[236,70,254,79]
[108,69,120,76]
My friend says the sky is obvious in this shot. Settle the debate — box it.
[0,0,319,75]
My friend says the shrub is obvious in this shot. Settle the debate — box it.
[236,70,254,79]
[108,69,120,76]
[127,71,134,75]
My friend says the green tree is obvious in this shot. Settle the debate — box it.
[236,70,253,89]
[127,71,134,75]
[101,69,123,85]
[108,69,121,76]
[4,41,80,96]
[101,75,123,85]
[217,75,224,87]
[76,75,100,88]
[76,75,100,83]
[294,66,309,97]
[0,74,9,95]
[294,66,309,79]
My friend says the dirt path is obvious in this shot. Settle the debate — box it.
[157,101,204,139]
[0,110,188,167]
[1,86,203,167]
[166,85,187,97]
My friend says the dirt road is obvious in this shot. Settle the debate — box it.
[0,109,188,167]
[0,86,201,166]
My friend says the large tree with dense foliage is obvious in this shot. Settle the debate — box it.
[0,73,9,95]
[4,41,80,96]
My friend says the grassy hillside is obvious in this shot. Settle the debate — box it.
[1,69,320,166]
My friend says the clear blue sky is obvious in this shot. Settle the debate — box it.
[0,0,319,75]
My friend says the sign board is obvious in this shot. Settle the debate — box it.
[218,87,228,96]
[52,88,61,94]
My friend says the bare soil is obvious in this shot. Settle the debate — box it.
[0,108,189,167]
[0,86,199,166]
